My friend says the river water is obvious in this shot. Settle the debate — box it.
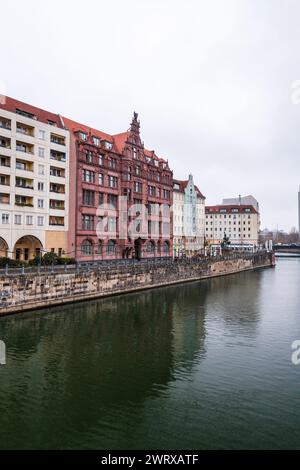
[0,258,299,450]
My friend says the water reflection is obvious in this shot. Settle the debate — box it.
[0,282,209,449]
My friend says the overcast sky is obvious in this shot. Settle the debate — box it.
[1,0,300,231]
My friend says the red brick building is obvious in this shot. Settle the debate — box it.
[64,113,173,261]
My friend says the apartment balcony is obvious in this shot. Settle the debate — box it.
[50,166,65,178]
[16,122,35,137]
[0,174,10,187]
[50,183,65,194]
[16,159,34,172]
[0,117,11,131]
[0,156,10,168]
[15,195,34,207]
[50,200,65,210]
[50,133,66,146]
[0,193,10,205]
[15,177,34,190]
[50,150,66,163]
[16,141,34,155]
[0,136,11,149]
[49,216,65,226]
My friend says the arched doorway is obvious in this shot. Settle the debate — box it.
[13,236,43,261]
[134,238,142,260]
[0,237,8,258]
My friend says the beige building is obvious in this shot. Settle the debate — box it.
[205,204,260,250]
[0,97,69,260]
[173,175,205,257]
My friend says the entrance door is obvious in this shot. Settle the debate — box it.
[134,239,142,260]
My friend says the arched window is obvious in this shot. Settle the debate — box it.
[163,241,170,253]
[81,239,93,255]
[107,240,116,254]
[96,240,102,254]
[147,241,155,253]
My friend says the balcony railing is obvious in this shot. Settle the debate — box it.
[15,202,34,207]
[0,121,11,131]
[16,144,34,154]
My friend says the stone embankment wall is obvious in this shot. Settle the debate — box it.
[0,252,275,316]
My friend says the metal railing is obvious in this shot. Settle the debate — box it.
[0,250,270,277]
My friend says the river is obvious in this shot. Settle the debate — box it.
[0,258,299,450]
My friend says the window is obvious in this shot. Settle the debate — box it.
[96,240,102,254]
[163,189,170,199]
[26,215,33,225]
[99,154,104,166]
[79,132,87,141]
[38,182,44,191]
[16,108,36,120]
[107,239,116,254]
[93,136,100,146]
[134,181,142,193]
[163,241,170,253]
[83,169,95,183]
[107,194,118,208]
[81,239,93,255]
[99,173,104,186]
[37,216,44,226]
[148,186,156,196]
[98,192,104,206]
[14,214,22,225]
[147,241,155,253]
[2,213,9,224]
[38,164,45,175]
[108,175,118,188]
[82,190,95,206]
[104,141,113,150]
[108,217,117,233]
[109,158,117,169]
[133,148,137,159]
[38,129,46,140]
[38,199,44,209]
[38,147,45,158]
[86,151,93,163]
[82,214,94,230]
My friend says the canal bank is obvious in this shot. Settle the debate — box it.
[0,252,274,316]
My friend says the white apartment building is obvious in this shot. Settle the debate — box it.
[173,175,205,257]
[205,204,260,249]
[0,97,69,261]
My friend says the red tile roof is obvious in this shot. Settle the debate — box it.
[62,116,113,142]
[0,96,63,128]
[173,179,205,198]
[205,205,258,214]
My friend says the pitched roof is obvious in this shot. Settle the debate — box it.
[0,96,64,128]
[62,116,113,142]
[173,179,205,198]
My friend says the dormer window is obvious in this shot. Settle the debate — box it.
[16,108,36,120]
[103,141,113,150]
[93,136,100,146]
[79,131,87,141]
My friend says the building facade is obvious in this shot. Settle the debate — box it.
[64,112,173,261]
[173,175,205,257]
[0,97,69,260]
[205,204,260,249]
